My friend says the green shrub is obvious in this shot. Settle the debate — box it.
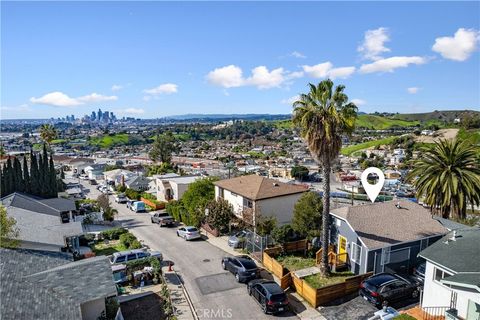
[119,232,138,248]
[129,239,143,249]
[116,185,127,192]
[101,227,127,240]
[125,188,140,200]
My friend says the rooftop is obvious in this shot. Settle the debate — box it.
[214,174,307,201]
[1,192,76,216]
[331,200,448,249]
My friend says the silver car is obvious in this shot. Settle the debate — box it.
[176,226,201,241]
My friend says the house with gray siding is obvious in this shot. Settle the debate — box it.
[329,200,454,275]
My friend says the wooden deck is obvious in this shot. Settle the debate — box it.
[401,306,445,320]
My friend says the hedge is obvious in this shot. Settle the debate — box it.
[120,233,140,249]
[101,227,128,240]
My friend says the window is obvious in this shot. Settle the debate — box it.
[434,267,452,283]
[127,254,137,261]
[336,219,341,227]
[351,243,362,264]
[115,256,126,263]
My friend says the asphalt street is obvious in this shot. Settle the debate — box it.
[80,180,298,320]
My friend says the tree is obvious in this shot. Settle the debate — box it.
[97,193,111,212]
[39,124,58,145]
[23,156,31,194]
[49,154,58,197]
[149,131,178,164]
[13,157,24,192]
[291,165,309,181]
[0,205,19,248]
[181,178,217,227]
[30,150,40,196]
[292,79,357,276]
[255,215,277,236]
[407,138,480,219]
[271,224,295,244]
[292,192,323,239]
[205,198,234,233]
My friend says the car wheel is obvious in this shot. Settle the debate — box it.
[247,286,252,295]
[262,303,268,314]
[412,290,419,299]
[176,231,179,237]
[222,261,227,270]
[235,273,240,282]
[151,219,154,223]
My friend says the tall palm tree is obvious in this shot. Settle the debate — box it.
[39,124,58,145]
[293,79,357,276]
[407,138,480,219]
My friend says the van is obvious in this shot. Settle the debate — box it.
[109,249,163,265]
[132,201,146,213]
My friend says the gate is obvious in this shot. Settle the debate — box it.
[244,231,273,262]
[374,246,414,275]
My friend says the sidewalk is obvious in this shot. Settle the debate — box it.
[204,232,326,320]
[163,268,197,320]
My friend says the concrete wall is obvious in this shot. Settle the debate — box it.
[172,182,189,201]
[81,298,106,320]
[256,193,303,225]
[216,187,245,217]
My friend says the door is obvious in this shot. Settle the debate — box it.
[338,235,348,264]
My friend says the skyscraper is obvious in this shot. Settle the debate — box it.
[98,108,103,122]
[91,111,96,121]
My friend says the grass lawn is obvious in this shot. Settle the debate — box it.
[304,271,354,289]
[89,133,130,148]
[341,136,397,156]
[91,240,127,256]
[275,255,316,271]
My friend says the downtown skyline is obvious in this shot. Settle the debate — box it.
[1,1,479,119]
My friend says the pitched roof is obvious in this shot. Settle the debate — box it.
[331,200,448,249]
[419,228,480,274]
[0,248,116,320]
[1,193,76,216]
[214,175,307,201]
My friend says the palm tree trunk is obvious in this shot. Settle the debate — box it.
[320,162,331,276]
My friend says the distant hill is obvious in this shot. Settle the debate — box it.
[165,114,290,121]
[355,115,420,129]
[391,110,479,122]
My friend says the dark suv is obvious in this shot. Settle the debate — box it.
[221,256,259,283]
[359,273,420,307]
[247,279,289,314]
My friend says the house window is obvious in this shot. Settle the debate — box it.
[336,219,341,227]
[434,267,452,283]
[351,243,362,264]
[246,200,253,208]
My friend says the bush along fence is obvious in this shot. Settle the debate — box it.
[262,241,373,307]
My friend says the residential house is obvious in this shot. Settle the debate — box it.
[124,175,150,192]
[418,228,480,320]
[156,175,201,202]
[0,248,118,320]
[1,192,83,252]
[329,200,451,275]
[84,163,107,180]
[214,175,307,226]
[384,169,401,179]
[103,169,135,186]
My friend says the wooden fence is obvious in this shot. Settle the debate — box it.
[140,197,165,210]
[291,272,373,307]
[263,250,288,279]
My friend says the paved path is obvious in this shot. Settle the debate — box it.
[80,179,298,320]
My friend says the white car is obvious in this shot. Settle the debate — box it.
[176,226,201,241]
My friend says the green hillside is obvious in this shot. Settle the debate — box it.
[355,115,419,129]
[341,136,397,156]
[391,110,479,122]
[89,134,130,148]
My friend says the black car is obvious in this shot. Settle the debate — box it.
[359,273,420,307]
[221,256,259,283]
[247,279,289,314]
[413,261,426,285]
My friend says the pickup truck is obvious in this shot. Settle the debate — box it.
[151,212,175,227]
[114,193,127,203]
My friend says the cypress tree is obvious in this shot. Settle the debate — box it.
[6,158,14,195]
[42,144,50,197]
[30,150,40,196]
[0,165,5,197]
[49,154,57,198]
[23,156,31,194]
[13,157,24,192]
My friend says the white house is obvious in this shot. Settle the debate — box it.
[214,174,307,226]
[156,174,202,202]
[418,228,480,320]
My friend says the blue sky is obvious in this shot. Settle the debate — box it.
[1,1,479,119]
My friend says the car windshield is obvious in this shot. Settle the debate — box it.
[235,231,246,237]
[187,227,198,232]
[270,293,286,302]
[240,260,257,269]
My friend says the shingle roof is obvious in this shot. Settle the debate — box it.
[331,200,448,249]
[214,175,307,201]
[0,248,117,320]
[419,228,480,274]
[441,273,480,291]
[1,193,76,216]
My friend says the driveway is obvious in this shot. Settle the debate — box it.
[318,296,377,320]
[81,180,298,320]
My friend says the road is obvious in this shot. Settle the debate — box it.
[80,180,298,320]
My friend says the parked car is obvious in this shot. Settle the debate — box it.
[114,193,127,203]
[222,255,259,282]
[359,273,420,307]
[89,179,97,185]
[109,249,163,265]
[151,212,175,227]
[176,226,201,240]
[228,230,248,248]
[128,201,146,213]
[412,261,426,285]
[247,279,289,314]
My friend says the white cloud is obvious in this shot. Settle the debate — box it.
[77,93,118,103]
[207,65,302,89]
[407,87,420,94]
[30,92,83,107]
[290,51,306,59]
[0,104,32,112]
[111,84,123,91]
[143,83,178,95]
[302,62,355,79]
[359,56,427,74]
[432,28,480,61]
[351,99,367,106]
[114,108,145,115]
[358,27,391,61]
[281,95,300,104]
[246,66,285,89]
[206,65,245,88]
